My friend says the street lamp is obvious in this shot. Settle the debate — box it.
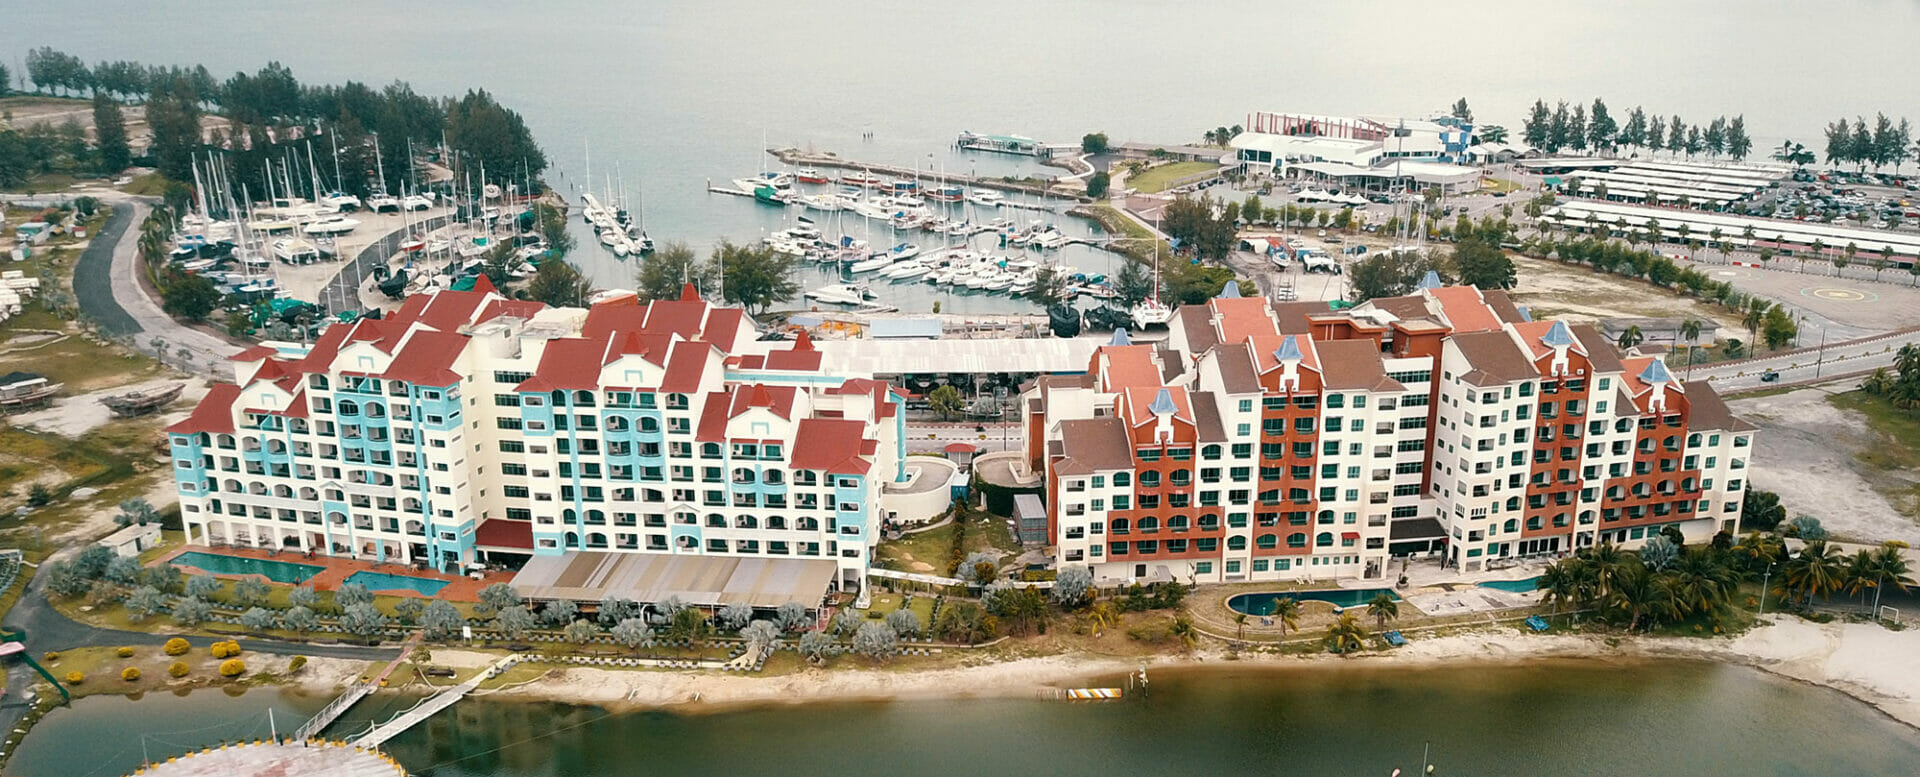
[1758,560,1777,617]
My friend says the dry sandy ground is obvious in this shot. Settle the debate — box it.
[13,378,207,438]
[271,617,1918,732]
[1728,388,1920,544]
[1509,255,1744,338]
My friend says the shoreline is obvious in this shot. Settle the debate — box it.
[259,614,1920,730]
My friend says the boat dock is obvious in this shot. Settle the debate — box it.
[768,147,1084,200]
[352,653,524,748]
[289,633,420,741]
[129,739,405,777]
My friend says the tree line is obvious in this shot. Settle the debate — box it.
[1537,521,1911,633]
[1521,98,1752,161]
[1859,343,1920,413]
[1820,113,1917,172]
[7,47,546,196]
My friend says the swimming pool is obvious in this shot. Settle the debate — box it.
[1228,588,1398,614]
[345,570,449,596]
[171,551,323,585]
[1478,576,1542,593]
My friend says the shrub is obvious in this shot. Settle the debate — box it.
[167,661,189,678]
[209,640,242,659]
[218,659,245,677]
[163,637,190,656]
[287,655,307,673]
[64,671,83,685]
[42,651,58,663]
[121,667,141,682]
[116,646,134,658]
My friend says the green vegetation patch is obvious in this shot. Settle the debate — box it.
[1126,161,1219,194]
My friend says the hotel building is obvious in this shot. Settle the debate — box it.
[1021,283,1755,585]
[165,281,904,597]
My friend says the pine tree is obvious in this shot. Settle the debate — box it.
[92,93,131,174]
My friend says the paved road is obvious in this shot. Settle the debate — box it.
[70,203,142,335]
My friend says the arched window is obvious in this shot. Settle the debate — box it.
[735,515,759,529]
[1137,516,1160,533]
[1257,534,1278,549]
[574,390,596,407]
[1113,472,1131,487]
[1168,515,1190,532]
[1228,536,1247,550]
[1198,514,1219,530]
[1317,510,1335,524]
[1110,518,1130,535]
[1504,519,1518,533]
[1525,517,1542,531]
[1314,532,1333,547]
[1139,471,1161,488]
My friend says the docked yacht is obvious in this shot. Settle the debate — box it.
[319,192,363,213]
[966,189,1005,206]
[302,216,361,236]
[401,193,434,212]
[841,171,882,187]
[796,168,832,185]
[271,238,322,265]
[1130,295,1173,329]
[804,283,873,305]
[366,192,402,213]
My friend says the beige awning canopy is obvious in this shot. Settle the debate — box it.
[511,552,839,609]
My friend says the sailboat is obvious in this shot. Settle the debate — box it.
[1129,245,1174,329]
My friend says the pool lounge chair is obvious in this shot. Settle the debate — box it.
[1525,615,1550,632]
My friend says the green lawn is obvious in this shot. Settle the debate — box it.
[875,509,1021,577]
[1481,177,1525,194]
[1126,161,1220,194]
[121,173,171,196]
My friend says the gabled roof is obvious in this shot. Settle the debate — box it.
[166,383,240,435]
[763,330,823,371]
[1097,345,1163,391]
[1681,380,1756,432]
[1212,297,1279,344]
[1123,385,1192,428]
[380,329,469,386]
[1211,342,1263,394]
[1451,330,1537,386]
[789,418,872,475]
[660,342,717,394]
[1570,324,1625,373]
[1190,391,1228,442]
[516,337,613,393]
[1249,334,1321,374]
[1428,286,1503,333]
[1316,339,1406,392]
[1052,417,1134,475]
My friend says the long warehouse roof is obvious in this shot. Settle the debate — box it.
[1547,200,1920,255]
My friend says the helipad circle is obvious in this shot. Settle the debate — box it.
[1803,287,1875,303]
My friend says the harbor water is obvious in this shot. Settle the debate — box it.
[7,2,1919,312]
[11,661,1920,777]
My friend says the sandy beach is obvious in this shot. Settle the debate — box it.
[294,615,1920,731]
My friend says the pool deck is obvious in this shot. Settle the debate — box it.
[156,545,514,602]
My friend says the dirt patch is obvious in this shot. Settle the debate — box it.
[1727,388,1920,544]
[1509,255,1744,337]
[13,379,205,438]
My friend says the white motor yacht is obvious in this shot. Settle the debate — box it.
[966,189,1005,206]
[302,216,361,236]
[271,238,321,264]
[804,283,870,305]
[366,192,401,212]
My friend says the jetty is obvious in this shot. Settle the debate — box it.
[129,739,404,777]
[352,653,524,747]
[767,147,1086,201]
[289,633,420,742]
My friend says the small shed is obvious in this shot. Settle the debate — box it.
[1013,493,1049,546]
[97,522,163,558]
[943,442,978,470]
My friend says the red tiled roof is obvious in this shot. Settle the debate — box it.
[229,345,278,362]
[477,297,545,324]
[381,329,469,386]
[166,383,241,435]
[659,342,714,393]
[516,337,610,393]
[1098,345,1163,391]
[696,391,733,442]
[1248,334,1322,374]
[790,418,872,475]
[1429,286,1503,333]
[1123,385,1193,428]
[475,519,534,550]
[1212,297,1278,345]
[764,329,824,371]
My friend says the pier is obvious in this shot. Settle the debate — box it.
[289,633,420,742]
[128,739,404,777]
[768,147,1086,200]
[352,653,525,748]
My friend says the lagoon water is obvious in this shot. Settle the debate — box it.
[7,2,1920,311]
[13,662,1920,777]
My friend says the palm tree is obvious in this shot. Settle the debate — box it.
[1581,543,1632,603]
[1085,601,1119,636]
[1708,227,1724,261]
[1778,541,1845,606]
[1323,612,1367,655]
[1169,615,1200,652]
[1666,550,1737,617]
[1538,559,1586,613]
[1606,565,1669,631]
[1616,325,1644,350]
[1732,532,1782,575]
[1233,611,1249,643]
[1366,593,1400,630]
[1268,596,1302,638]
[1845,550,1880,606]
[1869,545,1915,613]
[1679,318,1702,375]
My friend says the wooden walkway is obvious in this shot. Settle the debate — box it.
[290,632,421,742]
[354,653,523,748]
